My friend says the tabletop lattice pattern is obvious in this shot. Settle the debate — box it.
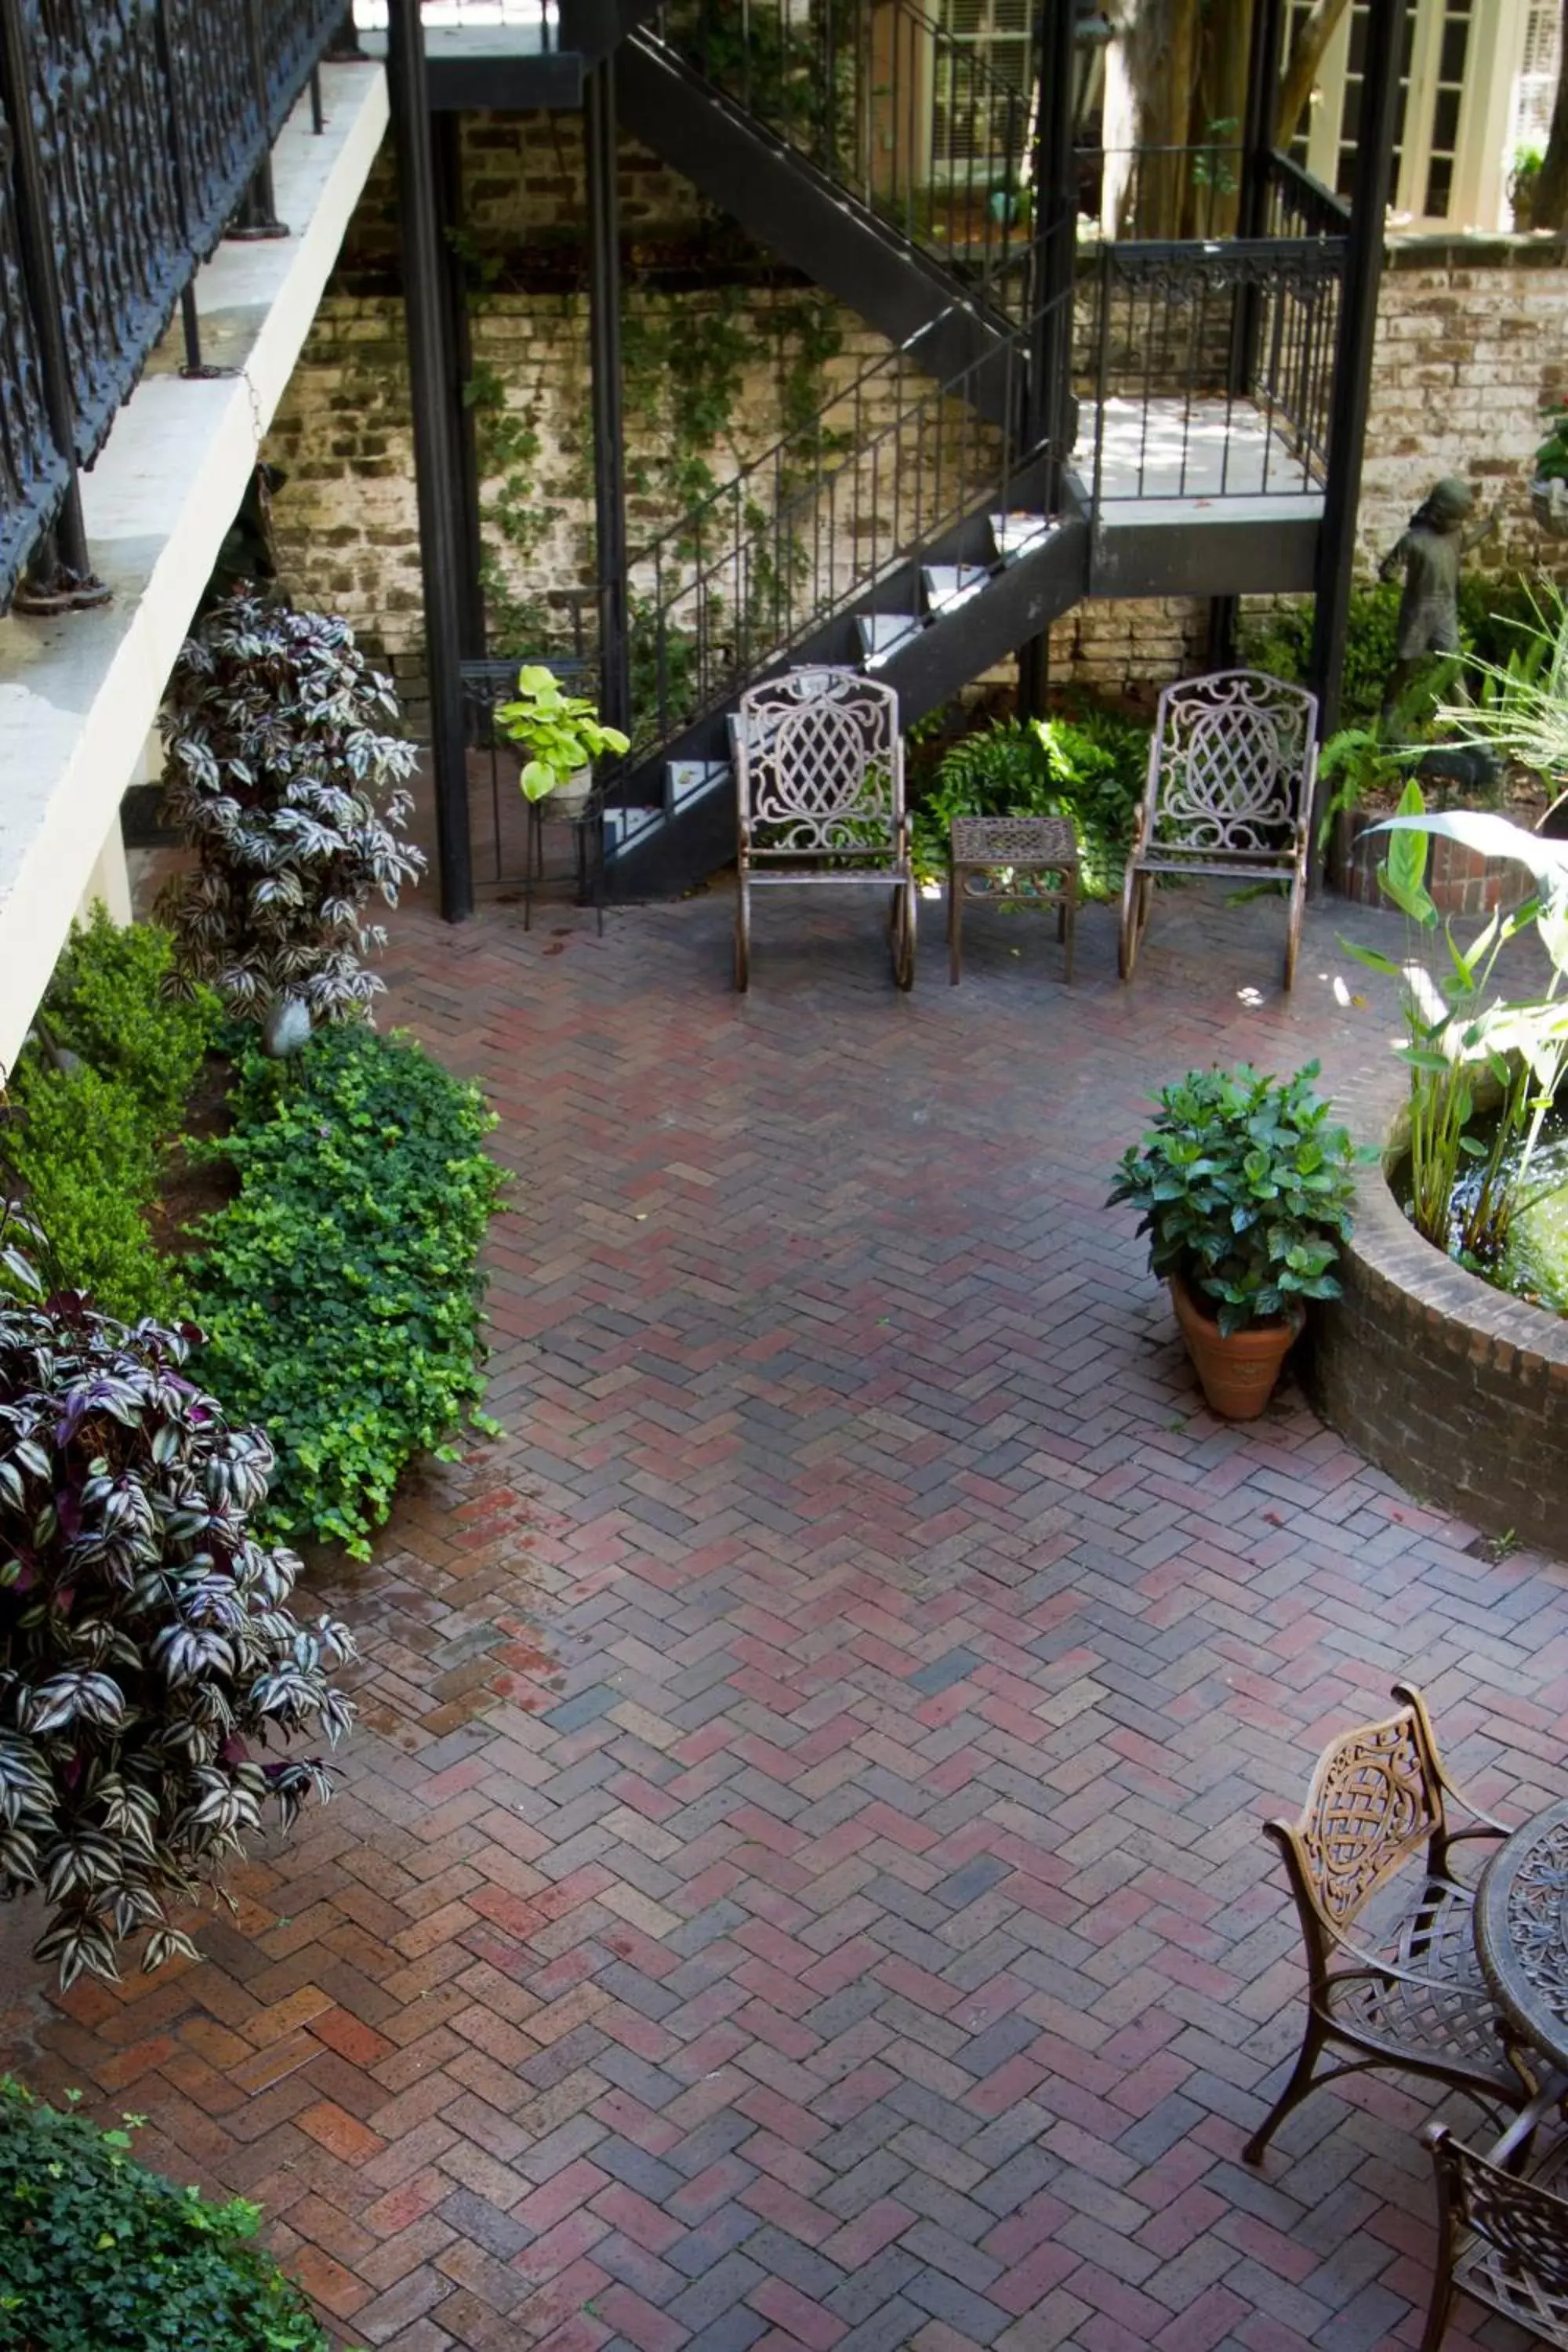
[950,817,1078,868]
[1296,1711,1440,1928]
[1504,1817,1568,2026]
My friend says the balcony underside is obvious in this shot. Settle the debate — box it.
[1076,394,1323,595]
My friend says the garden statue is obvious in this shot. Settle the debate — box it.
[1377,476,1496,717]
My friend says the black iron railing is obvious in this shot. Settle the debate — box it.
[0,0,346,611]
[1086,233,1345,503]
[619,236,1068,760]
[1264,148,1352,239]
[639,0,1035,316]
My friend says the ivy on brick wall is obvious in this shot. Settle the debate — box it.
[462,279,845,662]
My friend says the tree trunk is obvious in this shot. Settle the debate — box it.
[1193,0,1252,235]
[1275,0,1354,150]
[1098,0,1203,237]
[1527,0,1568,227]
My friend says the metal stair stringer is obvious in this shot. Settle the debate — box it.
[602,499,1091,900]
[617,32,1015,427]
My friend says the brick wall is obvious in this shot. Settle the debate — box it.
[263,126,1568,708]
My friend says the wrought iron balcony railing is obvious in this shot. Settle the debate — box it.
[0,0,347,615]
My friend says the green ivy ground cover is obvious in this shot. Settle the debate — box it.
[0,2078,335,2352]
[188,1022,505,1558]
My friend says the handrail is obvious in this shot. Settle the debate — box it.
[628,249,1034,586]
[623,233,1071,761]
[1265,148,1353,234]
[639,0,1035,320]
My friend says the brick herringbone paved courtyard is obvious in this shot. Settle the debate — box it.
[5,880,1565,2352]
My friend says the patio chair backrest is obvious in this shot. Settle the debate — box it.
[735,669,902,860]
[1267,1691,1449,1948]
[1428,2125,1568,2334]
[1145,669,1318,858]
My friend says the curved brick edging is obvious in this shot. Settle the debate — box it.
[1301,1083,1568,1555]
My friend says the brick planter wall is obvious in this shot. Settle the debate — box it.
[1333,809,1536,919]
[1301,1129,1568,1558]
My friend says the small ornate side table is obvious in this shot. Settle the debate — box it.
[948,816,1078,986]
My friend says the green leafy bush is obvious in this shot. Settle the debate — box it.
[0,2078,333,2350]
[1108,1062,1363,1334]
[190,1024,503,1556]
[912,707,1149,895]
[1240,575,1555,727]
[5,914,217,1321]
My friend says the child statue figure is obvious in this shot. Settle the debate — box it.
[1377,476,1495,717]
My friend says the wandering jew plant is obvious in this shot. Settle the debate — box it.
[0,1197,353,1987]
[158,591,425,1049]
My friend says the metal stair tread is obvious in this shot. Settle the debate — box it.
[990,511,1054,563]
[667,757,730,812]
[922,563,990,615]
[855,612,927,667]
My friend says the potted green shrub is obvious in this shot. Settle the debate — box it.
[1530,405,1568,535]
[1108,1062,1363,1420]
[496,663,630,817]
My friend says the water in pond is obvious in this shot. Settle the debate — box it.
[1436,1103,1568,1315]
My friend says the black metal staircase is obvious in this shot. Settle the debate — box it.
[617,0,1033,426]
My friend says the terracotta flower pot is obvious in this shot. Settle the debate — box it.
[1169,1275,1303,1421]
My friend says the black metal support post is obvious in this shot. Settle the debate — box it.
[1210,0,1284,671]
[0,0,107,608]
[1309,0,1406,818]
[388,0,474,921]
[1018,0,1076,721]
[586,56,631,741]
[434,112,487,665]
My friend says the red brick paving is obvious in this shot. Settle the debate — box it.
[2,877,1560,2352]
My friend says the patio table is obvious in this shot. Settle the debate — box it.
[1475,1798,1568,2071]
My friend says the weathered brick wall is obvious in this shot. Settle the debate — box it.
[263,127,1568,711]
[1360,236,1568,576]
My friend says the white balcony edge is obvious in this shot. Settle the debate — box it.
[0,58,390,1073]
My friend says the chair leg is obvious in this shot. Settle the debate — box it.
[1062,883,1076,985]
[949,873,962,985]
[735,877,750,993]
[1418,2274,1455,2352]
[1118,868,1147,983]
[1284,865,1305,993]
[1242,2009,1331,2165]
[894,881,916,991]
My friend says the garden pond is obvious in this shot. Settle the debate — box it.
[1417,1102,1568,1316]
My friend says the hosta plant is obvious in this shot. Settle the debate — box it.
[1109,1062,1363,1334]
[0,1198,354,1988]
[158,590,425,1045]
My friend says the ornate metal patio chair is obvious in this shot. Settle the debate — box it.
[1119,669,1317,991]
[732,668,916,993]
[1243,1680,1533,2167]
[1421,2110,1568,2350]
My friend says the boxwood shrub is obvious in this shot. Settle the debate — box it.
[0,2078,332,2351]
[4,912,217,1320]
[190,1022,503,1556]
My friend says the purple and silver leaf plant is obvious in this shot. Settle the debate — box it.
[158,590,426,1036]
[0,1196,354,1988]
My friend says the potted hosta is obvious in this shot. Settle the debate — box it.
[496,663,630,818]
[1108,1062,1363,1420]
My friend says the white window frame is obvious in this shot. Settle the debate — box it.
[1291,0,1533,233]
